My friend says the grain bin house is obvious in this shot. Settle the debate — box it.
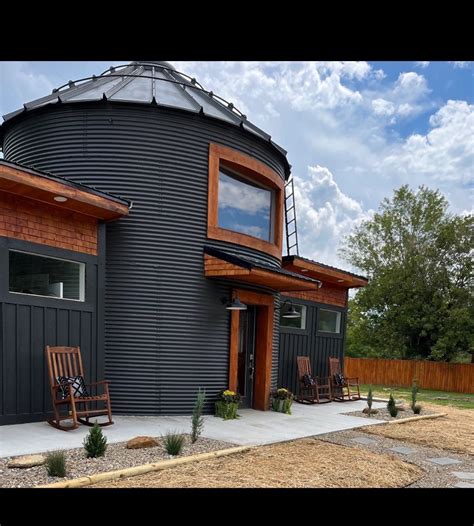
[0,61,367,425]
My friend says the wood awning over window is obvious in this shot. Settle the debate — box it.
[204,246,322,292]
[0,160,130,221]
[282,255,368,288]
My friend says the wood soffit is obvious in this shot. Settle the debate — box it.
[283,258,368,288]
[204,253,321,292]
[0,163,130,221]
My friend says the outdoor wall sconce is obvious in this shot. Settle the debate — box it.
[221,296,247,311]
[281,299,301,318]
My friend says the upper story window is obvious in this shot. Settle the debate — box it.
[317,309,341,334]
[218,168,274,242]
[9,250,85,301]
[208,143,284,258]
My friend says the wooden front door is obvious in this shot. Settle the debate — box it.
[229,289,274,410]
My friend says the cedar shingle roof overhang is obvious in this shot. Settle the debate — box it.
[0,159,131,221]
[282,255,368,288]
[204,246,322,292]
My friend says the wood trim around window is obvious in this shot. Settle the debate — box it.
[207,143,285,259]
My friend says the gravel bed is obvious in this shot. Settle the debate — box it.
[0,435,236,488]
[343,406,438,421]
[316,429,474,488]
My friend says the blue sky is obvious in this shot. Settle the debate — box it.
[0,61,472,270]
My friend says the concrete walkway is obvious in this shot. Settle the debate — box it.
[0,400,386,458]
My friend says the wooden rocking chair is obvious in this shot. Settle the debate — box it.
[328,357,361,402]
[296,356,332,404]
[46,345,114,431]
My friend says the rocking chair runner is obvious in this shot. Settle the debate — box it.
[45,345,114,431]
[328,357,361,401]
[296,356,332,404]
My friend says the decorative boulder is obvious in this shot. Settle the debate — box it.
[8,454,46,469]
[362,407,379,415]
[126,436,159,449]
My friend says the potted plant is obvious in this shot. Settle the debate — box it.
[270,388,294,414]
[215,389,241,420]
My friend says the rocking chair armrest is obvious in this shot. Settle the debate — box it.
[346,377,359,383]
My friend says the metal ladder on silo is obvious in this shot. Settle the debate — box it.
[284,178,300,256]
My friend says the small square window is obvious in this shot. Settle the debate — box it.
[9,250,85,301]
[317,309,341,333]
[280,303,307,329]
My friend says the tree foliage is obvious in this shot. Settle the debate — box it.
[341,185,473,362]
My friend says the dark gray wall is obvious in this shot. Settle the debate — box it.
[278,296,346,397]
[0,235,104,424]
[3,102,287,415]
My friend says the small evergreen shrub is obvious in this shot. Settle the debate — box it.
[413,404,422,415]
[366,386,373,417]
[387,393,398,417]
[411,379,419,410]
[45,450,67,478]
[191,389,206,443]
[163,431,185,455]
[83,422,108,458]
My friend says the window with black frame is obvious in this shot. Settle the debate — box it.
[9,250,85,301]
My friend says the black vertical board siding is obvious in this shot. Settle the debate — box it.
[0,238,102,424]
[3,103,287,415]
[278,299,346,396]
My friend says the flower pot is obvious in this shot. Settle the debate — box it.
[271,398,293,415]
[215,401,239,420]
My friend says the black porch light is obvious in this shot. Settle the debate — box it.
[281,300,301,319]
[225,297,247,311]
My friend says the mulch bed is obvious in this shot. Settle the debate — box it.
[0,435,235,488]
[91,438,423,488]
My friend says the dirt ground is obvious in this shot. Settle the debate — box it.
[361,404,474,455]
[92,438,423,488]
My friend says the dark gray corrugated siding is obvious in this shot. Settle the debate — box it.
[3,102,286,415]
[278,297,346,396]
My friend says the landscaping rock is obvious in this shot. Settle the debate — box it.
[8,455,46,469]
[362,408,379,415]
[126,436,159,449]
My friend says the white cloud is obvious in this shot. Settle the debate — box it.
[292,166,373,268]
[450,61,471,69]
[379,100,474,185]
[415,61,430,68]
[372,98,396,116]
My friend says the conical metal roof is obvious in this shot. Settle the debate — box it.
[1,61,290,174]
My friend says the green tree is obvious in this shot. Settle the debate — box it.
[340,185,474,362]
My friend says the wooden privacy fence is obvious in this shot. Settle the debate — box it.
[345,357,474,394]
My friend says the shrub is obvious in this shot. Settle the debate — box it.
[366,386,373,416]
[270,388,294,414]
[45,450,67,478]
[387,393,398,417]
[83,422,108,458]
[413,404,422,415]
[191,389,206,443]
[411,379,419,410]
[163,431,185,456]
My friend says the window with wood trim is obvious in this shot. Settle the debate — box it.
[208,143,284,259]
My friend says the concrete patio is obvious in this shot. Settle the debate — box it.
[0,400,386,458]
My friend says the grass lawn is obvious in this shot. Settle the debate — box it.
[359,384,474,410]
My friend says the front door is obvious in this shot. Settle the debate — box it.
[237,306,256,408]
